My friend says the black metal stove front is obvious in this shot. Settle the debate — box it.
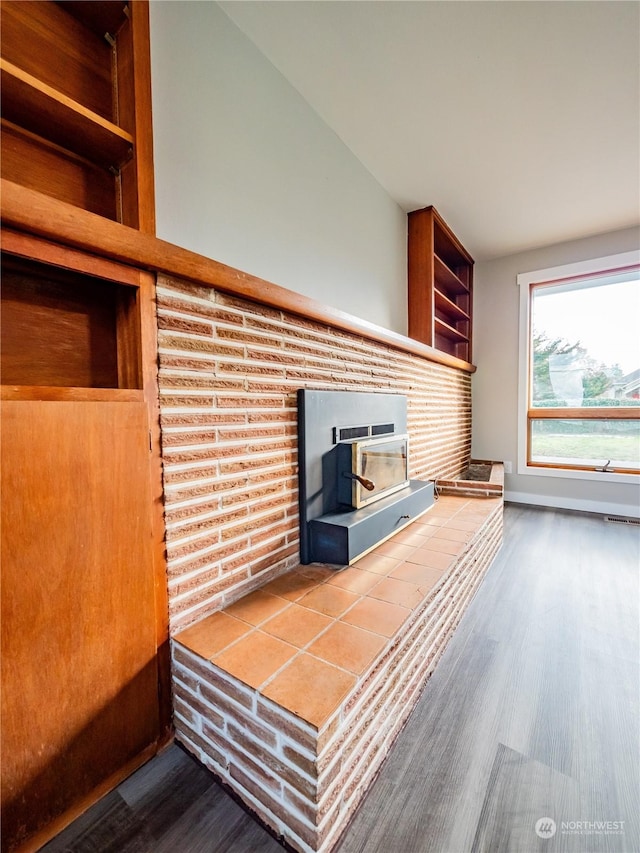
[297,389,434,565]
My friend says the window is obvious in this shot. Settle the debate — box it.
[518,251,640,481]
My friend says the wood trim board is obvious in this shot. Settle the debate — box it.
[1,181,476,374]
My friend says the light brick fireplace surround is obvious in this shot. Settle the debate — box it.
[156,274,503,852]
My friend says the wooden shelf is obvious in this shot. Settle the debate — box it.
[434,288,470,323]
[434,254,469,295]
[434,317,468,343]
[0,386,144,402]
[0,60,134,170]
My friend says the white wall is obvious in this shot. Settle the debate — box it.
[148,1,407,335]
[149,1,639,514]
[473,226,640,517]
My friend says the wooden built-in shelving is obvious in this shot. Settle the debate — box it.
[1,105,167,852]
[408,205,474,363]
[0,0,154,231]
[1,60,134,169]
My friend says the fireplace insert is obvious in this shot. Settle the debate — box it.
[337,433,410,509]
[297,389,434,565]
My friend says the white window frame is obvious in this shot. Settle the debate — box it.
[517,250,640,484]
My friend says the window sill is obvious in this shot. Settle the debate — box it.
[517,462,639,485]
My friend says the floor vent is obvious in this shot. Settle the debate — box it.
[604,515,640,525]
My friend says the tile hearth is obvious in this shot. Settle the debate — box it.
[172,494,503,852]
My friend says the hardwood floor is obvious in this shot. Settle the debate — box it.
[42,505,640,853]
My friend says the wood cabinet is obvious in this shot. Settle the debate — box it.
[1,7,166,848]
[1,400,159,850]
[0,6,171,851]
[408,205,474,364]
[0,0,155,232]
[0,237,168,852]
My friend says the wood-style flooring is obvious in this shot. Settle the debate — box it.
[42,504,640,853]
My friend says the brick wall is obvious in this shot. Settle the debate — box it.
[156,274,472,633]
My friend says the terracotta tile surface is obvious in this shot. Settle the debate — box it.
[341,597,410,638]
[414,514,451,527]
[390,561,446,590]
[351,552,401,575]
[390,527,434,546]
[225,589,290,626]
[405,547,455,571]
[372,540,417,560]
[298,584,359,618]
[259,572,323,602]
[174,611,252,659]
[425,536,465,556]
[262,603,332,648]
[461,504,495,517]
[326,567,380,595]
[426,507,458,519]
[212,631,297,689]
[434,526,473,543]
[262,653,356,729]
[437,497,468,510]
[407,588,424,610]
[369,576,422,608]
[178,495,501,743]
[308,621,387,675]
[443,518,483,533]
[295,565,337,582]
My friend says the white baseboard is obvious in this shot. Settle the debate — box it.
[504,490,640,520]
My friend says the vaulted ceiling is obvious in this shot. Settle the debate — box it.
[219,1,639,261]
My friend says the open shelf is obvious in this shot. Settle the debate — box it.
[435,317,468,342]
[434,288,470,324]
[408,206,474,364]
[434,253,469,295]
[0,0,154,230]
[1,60,134,170]
[1,254,142,392]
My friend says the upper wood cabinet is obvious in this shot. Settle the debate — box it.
[0,0,155,232]
[408,206,474,365]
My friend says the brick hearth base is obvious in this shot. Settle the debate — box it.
[171,495,503,852]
